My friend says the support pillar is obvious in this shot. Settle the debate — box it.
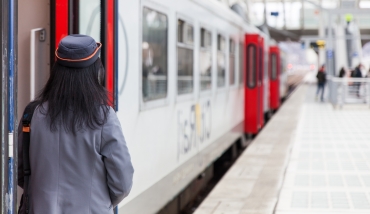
[0,0,10,213]
[318,0,325,66]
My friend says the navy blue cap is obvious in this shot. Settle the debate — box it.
[55,34,102,68]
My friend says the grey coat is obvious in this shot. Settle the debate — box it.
[18,105,134,214]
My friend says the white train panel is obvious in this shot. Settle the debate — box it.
[116,0,246,212]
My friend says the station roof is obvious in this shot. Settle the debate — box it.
[250,0,370,9]
[246,0,370,42]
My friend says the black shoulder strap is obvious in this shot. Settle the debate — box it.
[21,102,38,214]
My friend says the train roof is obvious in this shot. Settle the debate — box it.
[193,0,263,35]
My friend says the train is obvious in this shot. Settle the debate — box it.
[16,0,289,213]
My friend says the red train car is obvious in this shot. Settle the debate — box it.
[258,37,265,128]
[269,46,281,111]
[244,34,263,135]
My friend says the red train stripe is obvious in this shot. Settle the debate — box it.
[55,0,68,50]
[106,0,115,107]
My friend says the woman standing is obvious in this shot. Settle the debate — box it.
[18,35,134,214]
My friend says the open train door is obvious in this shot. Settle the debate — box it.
[18,0,119,113]
[52,0,118,109]
[269,46,280,110]
[244,34,260,135]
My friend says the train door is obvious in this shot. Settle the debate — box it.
[269,46,280,110]
[52,0,118,109]
[18,0,118,115]
[258,37,264,128]
[244,34,259,135]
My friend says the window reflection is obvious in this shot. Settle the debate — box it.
[142,7,168,101]
[259,47,263,83]
[247,45,256,88]
[229,39,235,86]
[177,20,194,95]
[217,35,226,88]
[78,0,101,42]
[239,43,244,85]
[200,29,212,91]
[271,54,277,80]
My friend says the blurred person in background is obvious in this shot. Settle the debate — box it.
[339,67,346,78]
[352,64,363,97]
[316,65,326,101]
[366,67,370,78]
[352,64,363,78]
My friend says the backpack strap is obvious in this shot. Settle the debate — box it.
[21,102,38,214]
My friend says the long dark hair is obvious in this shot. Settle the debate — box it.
[35,58,110,134]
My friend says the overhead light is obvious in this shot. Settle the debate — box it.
[359,0,370,8]
[322,1,337,9]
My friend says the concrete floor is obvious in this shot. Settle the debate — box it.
[195,84,370,214]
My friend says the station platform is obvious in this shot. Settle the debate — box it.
[194,84,370,214]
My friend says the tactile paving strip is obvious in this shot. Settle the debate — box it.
[275,102,370,214]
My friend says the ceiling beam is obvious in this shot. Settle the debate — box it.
[301,35,370,40]
[304,0,370,15]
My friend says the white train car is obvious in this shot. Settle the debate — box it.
[15,0,276,213]
[280,50,289,99]
[259,28,271,118]
[117,1,255,213]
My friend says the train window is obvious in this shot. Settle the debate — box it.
[178,20,184,43]
[177,19,194,95]
[78,0,101,42]
[271,54,277,80]
[229,39,236,86]
[142,7,168,102]
[200,28,212,91]
[187,24,194,45]
[201,28,211,48]
[217,35,226,88]
[247,45,256,88]
[281,55,285,75]
[259,47,263,83]
[239,43,244,85]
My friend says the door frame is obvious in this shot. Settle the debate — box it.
[50,0,118,110]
